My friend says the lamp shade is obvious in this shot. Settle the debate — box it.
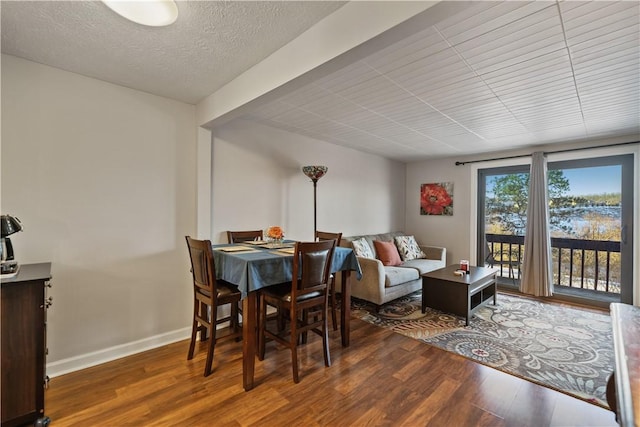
[302,166,328,181]
[1,215,23,237]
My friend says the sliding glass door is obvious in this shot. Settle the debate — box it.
[478,154,634,305]
[547,155,634,304]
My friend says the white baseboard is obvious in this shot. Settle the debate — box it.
[46,327,192,378]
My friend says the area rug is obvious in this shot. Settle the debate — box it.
[351,292,613,408]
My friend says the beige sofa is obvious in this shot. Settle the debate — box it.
[337,231,446,307]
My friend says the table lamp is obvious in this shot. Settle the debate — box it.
[302,166,328,238]
[1,214,23,276]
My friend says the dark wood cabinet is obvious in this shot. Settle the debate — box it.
[1,263,52,427]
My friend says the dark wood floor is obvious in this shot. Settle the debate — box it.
[47,317,617,426]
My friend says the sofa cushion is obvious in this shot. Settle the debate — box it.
[402,258,445,275]
[384,266,419,287]
[351,237,375,258]
[394,235,426,261]
[342,232,406,259]
[373,240,402,266]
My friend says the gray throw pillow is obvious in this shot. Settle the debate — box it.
[351,237,375,259]
[394,235,426,261]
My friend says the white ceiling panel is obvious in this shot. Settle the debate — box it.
[437,2,553,45]
[452,6,560,53]
[245,0,638,162]
[364,28,448,72]
[314,63,380,92]
[481,49,570,84]
[386,51,472,87]
[560,1,638,32]
[489,67,574,94]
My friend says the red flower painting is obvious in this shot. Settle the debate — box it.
[420,183,453,216]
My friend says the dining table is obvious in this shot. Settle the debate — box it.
[211,240,362,391]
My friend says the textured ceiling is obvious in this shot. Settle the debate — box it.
[2,1,639,162]
[1,1,345,104]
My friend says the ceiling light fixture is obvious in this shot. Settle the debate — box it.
[102,0,178,27]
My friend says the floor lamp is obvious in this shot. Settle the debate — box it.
[302,166,328,239]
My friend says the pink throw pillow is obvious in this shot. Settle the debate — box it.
[373,240,402,266]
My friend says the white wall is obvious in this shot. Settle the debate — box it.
[405,158,471,264]
[210,119,406,243]
[1,55,198,375]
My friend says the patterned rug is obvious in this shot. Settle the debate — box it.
[351,292,613,408]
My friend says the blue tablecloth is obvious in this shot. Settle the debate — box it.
[212,244,362,298]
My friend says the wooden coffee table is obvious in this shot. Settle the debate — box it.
[422,265,498,325]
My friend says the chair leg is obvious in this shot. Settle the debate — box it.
[291,315,299,384]
[230,302,236,329]
[258,294,267,361]
[330,280,338,331]
[291,345,299,383]
[187,316,198,360]
[231,301,241,342]
[199,301,209,341]
[204,311,216,377]
[322,312,331,367]
[276,305,285,332]
[203,337,214,376]
[301,310,309,344]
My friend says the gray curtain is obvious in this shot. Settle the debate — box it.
[520,151,553,296]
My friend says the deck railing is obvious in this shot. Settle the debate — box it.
[484,233,621,294]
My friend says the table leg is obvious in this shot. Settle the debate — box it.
[421,278,426,314]
[242,292,257,391]
[465,291,470,326]
[493,274,497,305]
[340,270,351,347]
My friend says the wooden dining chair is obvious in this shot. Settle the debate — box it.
[227,230,263,243]
[258,239,336,383]
[315,231,342,331]
[185,236,242,377]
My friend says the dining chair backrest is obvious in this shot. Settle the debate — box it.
[314,231,342,331]
[316,231,342,246]
[185,235,242,376]
[291,240,336,302]
[186,236,216,297]
[258,239,337,383]
[227,230,263,243]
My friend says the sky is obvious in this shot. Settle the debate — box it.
[561,165,621,196]
[486,165,622,197]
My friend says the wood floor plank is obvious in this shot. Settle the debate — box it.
[463,364,527,418]
[402,378,462,425]
[46,318,617,426]
[351,406,386,426]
